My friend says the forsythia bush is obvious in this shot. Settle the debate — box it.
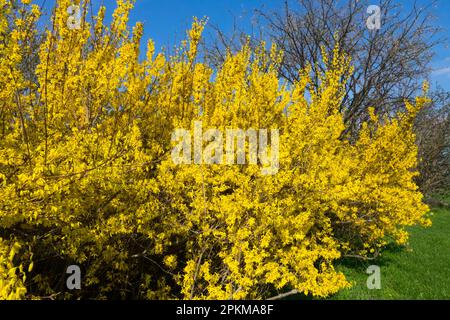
[0,0,430,299]
[0,239,28,299]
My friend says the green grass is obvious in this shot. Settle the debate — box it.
[330,196,450,300]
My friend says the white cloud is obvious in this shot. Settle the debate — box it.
[433,66,450,76]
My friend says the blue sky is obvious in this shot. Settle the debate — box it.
[40,0,450,90]
[126,0,450,91]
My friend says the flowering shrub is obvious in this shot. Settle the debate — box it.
[0,240,28,299]
[0,0,429,299]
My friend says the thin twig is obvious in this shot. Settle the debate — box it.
[267,289,299,300]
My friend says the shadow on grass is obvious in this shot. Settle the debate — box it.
[277,243,409,300]
[336,242,406,272]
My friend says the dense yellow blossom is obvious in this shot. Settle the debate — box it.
[0,0,429,299]
[0,240,28,299]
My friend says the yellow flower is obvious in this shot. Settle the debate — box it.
[0,0,429,300]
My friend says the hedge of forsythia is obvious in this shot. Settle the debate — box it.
[0,0,430,299]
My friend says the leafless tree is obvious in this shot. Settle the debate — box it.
[415,88,450,195]
[203,0,449,194]
[203,0,443,137]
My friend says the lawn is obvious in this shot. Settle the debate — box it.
[330,196,450,300]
